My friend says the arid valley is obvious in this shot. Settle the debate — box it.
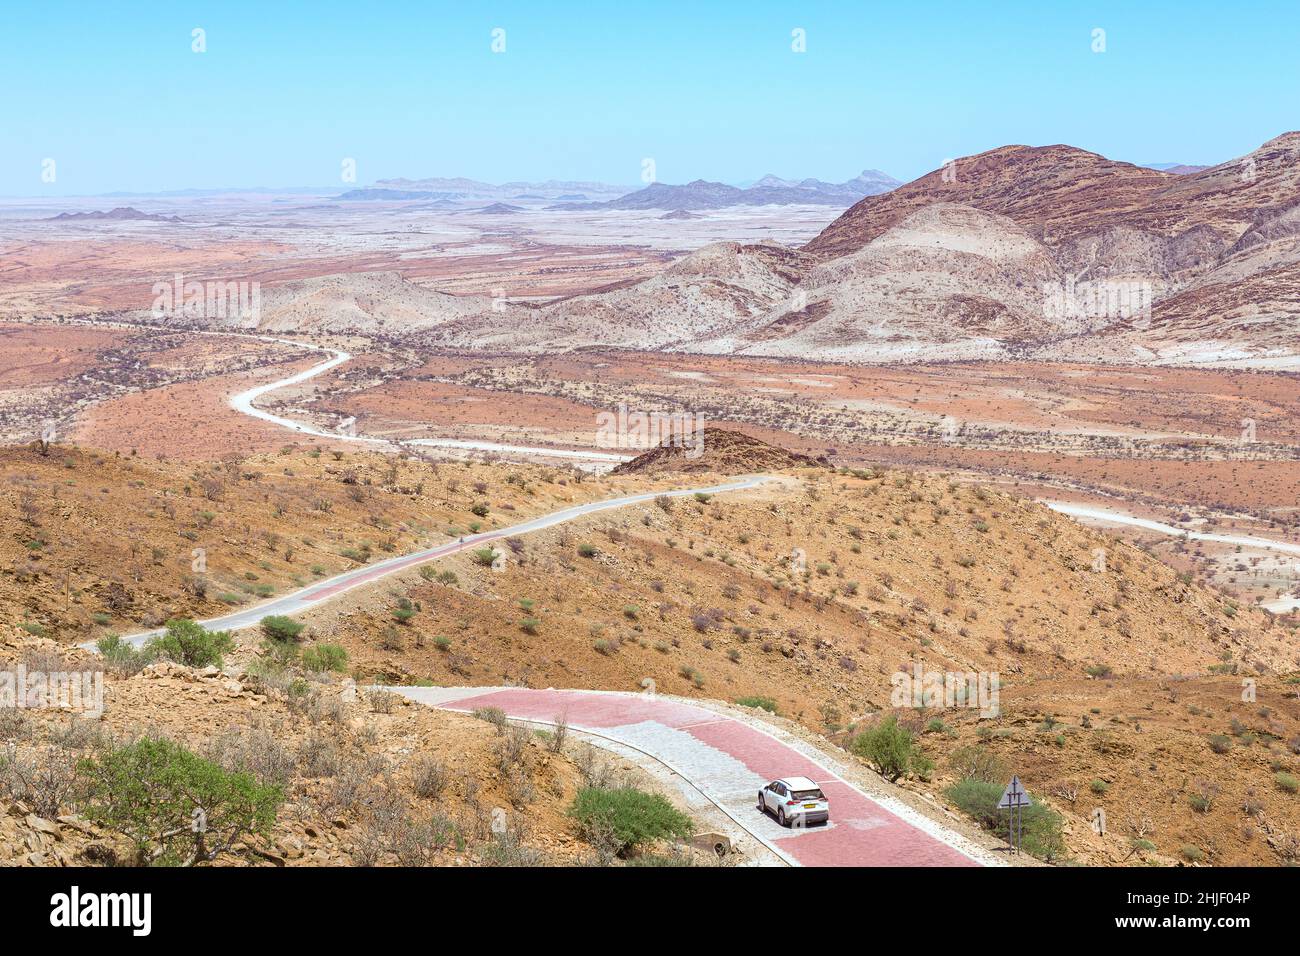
[3,12,1300,923]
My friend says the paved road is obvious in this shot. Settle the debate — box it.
[228,336,631,465]
[393,686,998,867]
[1045,499,1300,613]
[104,476,772,647]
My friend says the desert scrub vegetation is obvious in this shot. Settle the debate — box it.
[850,714,933,782]
[568,785,693,859]
[144,618,233,668]
[735,695,778,714]
[79,736,283,866]
[97,634,155,676]
[943,778,1066,862]
[260,615,305,643]
[301,643,348,673]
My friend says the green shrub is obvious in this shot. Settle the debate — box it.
[301,644,348,673]
[471,547,497,567]
[97,634,156,675]
[1180,844,1204,863]
[735,696,778,713]
[144,618,234,668]
[1090,779,1109,795]
[943,778,1066,862]
[260,615,304,643]
[577,543,598,558]
[850,715,928,782]
[79,737,282,865]
[948,746,1008,784]
[472,706,508,729]
[568,786,693,857]
[1208,734,1233,754]
[1275,772,1299,794]
[470,502,490,517]
[433,636,451,652]
[520,617,540,634]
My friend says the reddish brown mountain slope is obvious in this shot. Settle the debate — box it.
[808,133,1300,261]
[805,145,1172,258]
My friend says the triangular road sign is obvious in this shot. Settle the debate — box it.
[997,775,1030,808]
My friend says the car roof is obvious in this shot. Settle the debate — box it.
[779,776,820,790]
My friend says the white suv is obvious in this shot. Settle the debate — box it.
[757,776,829,827]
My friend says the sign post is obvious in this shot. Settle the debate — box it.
[997,776,1030,854]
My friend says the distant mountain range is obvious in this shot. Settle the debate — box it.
[555,170,901,211]
[1144,162,1212,175]
[43,206,183,223]
[340,177,634,203]
[335,169,902,209]
[161,135,1300,368]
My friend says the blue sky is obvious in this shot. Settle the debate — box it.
[3,0,1297,195]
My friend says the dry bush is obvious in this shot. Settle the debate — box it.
[1,744,82,818]
[410,757,449,799]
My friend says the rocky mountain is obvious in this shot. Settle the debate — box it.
[694,204,1076,361]
[237,271,526,335]
[784,133,1300,364]
[611,427,828,475]
[416,242,812,353]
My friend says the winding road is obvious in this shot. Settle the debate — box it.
[230,335,631,465]
[103,475,771,648]
[1044,500,1300,612]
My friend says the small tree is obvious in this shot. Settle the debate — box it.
[569,786,693,857]
[144,618,234,668]
[851,714,926,782]
[301,643,348,673]
[79,737,282,866]
[260,615,304,643]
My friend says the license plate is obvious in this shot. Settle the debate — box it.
[804,803,817,809]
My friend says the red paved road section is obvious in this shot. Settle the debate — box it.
[435,688,978,867]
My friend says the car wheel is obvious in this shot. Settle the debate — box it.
[777,807,787,827]
[757,793,765,814]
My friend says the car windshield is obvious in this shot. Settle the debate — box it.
[792,789,825,801]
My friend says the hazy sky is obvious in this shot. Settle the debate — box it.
[4,0,1298,195]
